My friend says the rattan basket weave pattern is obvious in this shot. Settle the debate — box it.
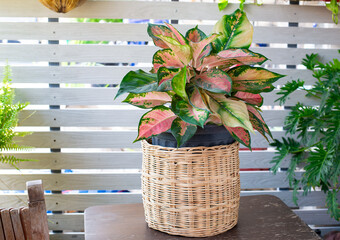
[141,140,240,237]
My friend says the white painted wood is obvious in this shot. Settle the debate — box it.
[294,209,340,225]
[50,233,84,240]
[15,131,288,148]
[0,1,336,23]
[1,45,338,65]
[0,190,336,211]
[2,66,315,86]
[1,22,339,45]
[17,109,288,127]
[0,171,298,191]
[0,151,290,169]
[48,214,84,231]
[13,88,318,106]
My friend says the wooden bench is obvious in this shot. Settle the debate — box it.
[0,180,49,240]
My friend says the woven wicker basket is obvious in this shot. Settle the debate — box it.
[141,140,240,237]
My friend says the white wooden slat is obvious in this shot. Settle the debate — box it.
[15,131,286,148]
[1,22,339,45]
[294,209,340,225]
[0,171,298,190]
[1,45,338,65]
[48,214,84,231]
[3,66,315,85]
[1,0,336,23]
[13,88,318,106]
[0,190,336,211]
[0,151,289,169]
[50,233,84,240]
[17,110,288,127]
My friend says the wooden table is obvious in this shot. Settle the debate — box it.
[85,195,321,240]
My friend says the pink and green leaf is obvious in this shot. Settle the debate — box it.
[192,68,232,94]
[209,94,254,132]
[225,126,251,150]
[247,105,273,140]
[123,92,171,109]
[228,65,284,93]
[205,114,222,125]
[199,55,242,71]
[156,35,192,65]
[147,23,176,49]
[172,95,209,128]
[157,67,181,91]
[185,26,206,42]
[233,91,263,107]
[171,118,197,147]
[153,49,184,73]
[186,85,210,111]
[165,23,188,45]
[135,106,176,142]
[190,34,219,67]
[218,49,268,65]
[172,66,187,99]
[212,9,253,51]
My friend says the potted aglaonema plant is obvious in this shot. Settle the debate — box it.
[115,9,284,237]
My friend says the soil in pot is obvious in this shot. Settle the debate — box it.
[152,124,235,148]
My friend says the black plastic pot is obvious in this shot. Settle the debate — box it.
[151,124,235,148]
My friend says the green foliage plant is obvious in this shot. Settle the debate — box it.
[115,9,284,148]
[271,52,340,220]
[0,65,31,169]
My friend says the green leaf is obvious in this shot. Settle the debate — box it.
[247,105,272,141]
[115,70,158,99]
[192,68,232,94]
[123,92,171,109]
[171,118,197,147]
[218,0,229,11]
[186,85,210,111]
[185,26,207,42]
[153,49,184,72]
[326,190,340,221]
[225,126,251,150]
[157,67,181,91]
[209,93,254,133]
[172,66,187,99]
[212,9,253,51]
[172,95,209,128]
[147,23,176,49]
[275,79,305,105]
[228,65,285,94]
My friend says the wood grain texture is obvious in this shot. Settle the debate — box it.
[0,190,336,211]
[47,214,84,231]
[1,22,339,45]
[0,171,299,191]
[9,209,25,240]
[27,180,50,240]
[17,109,288,127]
[0,151,290,169]
[50,233,84,240]
[0,211,4,240]
[13,131,287,149]
[2,66,314,86]
[0,209,15,240]
[0,0,336,23]
[295,209,340,225]
[19,207,32,240]
[1,45,338,65]
[13,88,318,106]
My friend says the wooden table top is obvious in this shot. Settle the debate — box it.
[85,195,321,240]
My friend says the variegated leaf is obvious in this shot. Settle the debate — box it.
[247,105,273,141]
[199,55,242,71]
[205,114,222,125]
[228,65,284,94]
[171,117,197,147]
[209,94,254,132]
[218,49,268,65]
[153,49,184,72]
[185,26,206,42]
[172,95,209,128]
[165,23,188,45]
[172,66,187,99]
[157,67,181,91]
[115,70,158,99]
[123,92,171,109]
[156,35,192,65]
[147,23,176,49]
[192,68,232,94]
[186,85,209,111]
[190,34,219,68]
[225,126,251,150]
[135,106,176,141]
[234,91,263,107]
[212,9,253,51]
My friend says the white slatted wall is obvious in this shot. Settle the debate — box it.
[0,0,339,239]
